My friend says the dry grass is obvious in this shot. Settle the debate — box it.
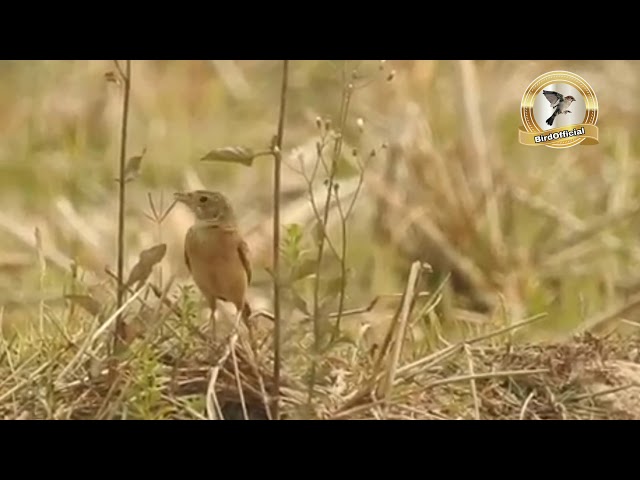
[2,60,640,419]
[3,288,639,419]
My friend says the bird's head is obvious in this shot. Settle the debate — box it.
[565,95,577,102]
[174,190,235,223]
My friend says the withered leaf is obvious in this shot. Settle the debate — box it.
[201,146,256,167]
[104,71,119,84]
[65,294,102,317]
[125,243,167,289]
[122,147,147,183]
[139,243,167,265]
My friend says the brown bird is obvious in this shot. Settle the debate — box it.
[174,190,252,341]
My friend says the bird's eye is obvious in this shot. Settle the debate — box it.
[199,196,208,203]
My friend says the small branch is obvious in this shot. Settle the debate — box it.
[570,384,636,402]
[331,369,548,420]
[396,312,547,378]
[339,312,547,413]
[379,261,422,406]
[425,369,550,390]
[0,353,68,404]
[56,287,146,385]
[298,152,342,260]
[206,312,243,420]
[345,149,373,221]
[272,59,289,420]
[330,149,375,337]
[576,291,640,336]
[308,63,353,405]
[114,59,132,355]
[257,292,431,324]
[112,60,127,81]
[519,391,535,420]
[231,330,249,420]
[333,190,349,336]
[464,344,480,419]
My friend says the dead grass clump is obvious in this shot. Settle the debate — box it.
[2,296,640,420]
[332,333,640,420]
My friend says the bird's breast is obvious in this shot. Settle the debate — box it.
[188,226,240,261]
[185,226,248,307]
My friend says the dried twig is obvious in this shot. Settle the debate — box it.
[379,261,422,406]
[519,391,535,420]
[271,59,289,420]
[114,59,132,354]
[464,343,480,419]
[206,312,244,420]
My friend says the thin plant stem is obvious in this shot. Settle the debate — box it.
[334,191,348,337]
[114,60,131,355]
[333,153,370,337]
[308,62,353,406]
[272,59,289,420]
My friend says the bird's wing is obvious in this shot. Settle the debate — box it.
[238,239,252,284]
[542,90,563,104]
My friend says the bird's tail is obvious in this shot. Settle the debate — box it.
[546,109,559,126]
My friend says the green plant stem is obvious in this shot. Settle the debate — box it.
[308,63,353,406]
[334,196,348,337]
[114,60,131,354]
[272,59,289,420]
[333,154,368,338]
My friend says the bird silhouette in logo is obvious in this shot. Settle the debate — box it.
[542,90,577,126]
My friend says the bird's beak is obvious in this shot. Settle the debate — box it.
[173,192,190,204]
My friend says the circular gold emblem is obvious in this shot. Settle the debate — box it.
[519,70,599,149]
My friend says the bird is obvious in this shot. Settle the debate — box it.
[542,90,577,127]
[174,190,252,342]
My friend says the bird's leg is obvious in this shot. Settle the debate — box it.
[239,302,256,349]
[209,300,217,344]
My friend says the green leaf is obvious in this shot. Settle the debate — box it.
[201,146,256,167]
[281,223,304,265]
[285,223,303,243]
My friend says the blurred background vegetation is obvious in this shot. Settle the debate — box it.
[2,59,640,344]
